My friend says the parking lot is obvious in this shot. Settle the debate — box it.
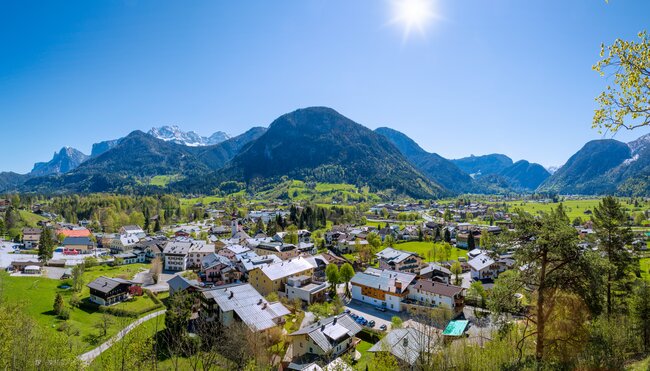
[344,299,400,332]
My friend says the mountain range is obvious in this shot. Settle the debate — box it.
[2,107,650,197]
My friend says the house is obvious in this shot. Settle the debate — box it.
[236,252,282,277]
[334,238,369,254]
[11,260,42,273]
[254,242,300,260]
[0,199,11,212]
[108,234,140,254]
[201,253,240,284]
[456,230,482,249]
[119,225,146,239]
[406,279,465,310]
[200,283,290,332]
[62,236,95,251]
[113,251,146,265]
[163,241,193,271]
[22,228,41,249]
[249,257,316,296]
[368,328,432,368]
[87,276,133,305]
[187,241,216,268]
[284,275,329,305]
[56,227,92,238]
[467,252,506,280]
[418,263,452,283]
[288,314,362,361]
[168,274,202,296]
[375,247,423,273]
[217,244,251,261]
[350,268,417,312]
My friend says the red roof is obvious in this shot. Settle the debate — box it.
[57,229,91,238]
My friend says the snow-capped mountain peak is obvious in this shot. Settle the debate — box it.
[628,133,650,156]
[148,125,230,146]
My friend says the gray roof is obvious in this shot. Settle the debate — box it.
[419,262,452,276]
[259,257,316,281]
[290,314,362,353]
[201,253,233,270]
[202,283,290,331]
[163,241,193,255]
[368,328,431,366]
[63,236,93,245]
[87,276,132,293]
[468,253,495,271]
[375,247,419,264]
[350,268,416,294]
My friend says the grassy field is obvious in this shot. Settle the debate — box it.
[0,263,154,355]
[395,241,468,262]
[18,210,47,227]
[148,174,183,187]
[499,198,648,221]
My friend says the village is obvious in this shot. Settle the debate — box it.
[3,195,648,370]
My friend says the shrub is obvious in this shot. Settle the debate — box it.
[129,285,144,296]
[58,308,70,320]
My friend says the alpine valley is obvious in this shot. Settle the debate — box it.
[3,107,650,198]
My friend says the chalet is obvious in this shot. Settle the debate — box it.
[406,279,464,310]
[22,228,41,249]
[168,274,202,296]
[217,244,251,261]
[254,242,300,260]
[419,262,452,283]
[113,250,146,265]
[375,247,423,273]
[62,236,95,251]
[350,268,417,312]
[119,225,146,239]
[201,253,240,284]
[200,283,290,332]
[368,328,432,368]
[468,252,511,280]
[249,257,316,296]
[236,252,282,277]
[87,276,133,306]
[288,314,362,361]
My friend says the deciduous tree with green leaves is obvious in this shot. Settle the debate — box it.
[339,263,355,297]
[593,31,650,133]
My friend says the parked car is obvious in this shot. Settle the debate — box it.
[368,320,375,327]
[344,309,351,314]
[350,313,358,319]
[379,324,387,331]
[375,307,387,312]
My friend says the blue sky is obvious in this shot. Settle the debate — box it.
[1,0,649,173]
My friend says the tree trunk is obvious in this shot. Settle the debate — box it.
[535,251,547,362]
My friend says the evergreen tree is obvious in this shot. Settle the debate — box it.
[143,207,150,232]
[592,196,634,315]
[53,293,64,315]
[443,228,451,243]
[38,228,54,263]
[467,232,476,250]
[153,218,161,232]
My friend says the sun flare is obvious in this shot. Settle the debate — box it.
[389,0,438,41]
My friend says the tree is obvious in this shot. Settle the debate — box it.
[325,264,340,296]
[165,291,193,338]
[467,232,476,250]
[450,261,462,285]
[94,313,114,337]
[53,293,64,315]
[153,218,161,232]
[391,316,403,329]
[468,281,486,307]
[339,263,355,297]
[443,228,451,243]
[592,196,634,316]
[284,225,299,245]
[71,264,85,292]
[150,257,162,283]
[630,280,650,351]
[38,228,55,263]
[383,234,395,247]
[509,205,590,362]
[593,31,650,133]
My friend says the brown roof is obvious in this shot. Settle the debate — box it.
[412,279,463,298]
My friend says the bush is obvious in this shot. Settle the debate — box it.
[69,293,81,308]
[58,308,70,320]
[129,285,144,296]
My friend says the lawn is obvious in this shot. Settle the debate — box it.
[640,258,650,280]
[114,294,161,313]
[0,263,153,355]
[499,198,648,221]
[148,174,183,187]
[395,241,468,262]
[18,210,47,227]
[353,340,374,370]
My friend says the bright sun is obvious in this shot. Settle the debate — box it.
[389,0,438,41]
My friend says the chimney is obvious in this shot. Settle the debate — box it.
[228,291,234,299]
[333,317,337,325]
[321,325,325,332]
[403,337,409,347]
[258,299,262,305]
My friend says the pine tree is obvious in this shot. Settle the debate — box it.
[153,218,161,232]
[53,293,64,315]
[38,228,54,263]
[467,232,476,250]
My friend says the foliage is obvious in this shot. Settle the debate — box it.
[593,31,650,133]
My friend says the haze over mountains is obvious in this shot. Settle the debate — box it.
[2,107,650,197]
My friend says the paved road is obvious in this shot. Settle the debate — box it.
[78,309,166,364]
[345,299,395,331]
